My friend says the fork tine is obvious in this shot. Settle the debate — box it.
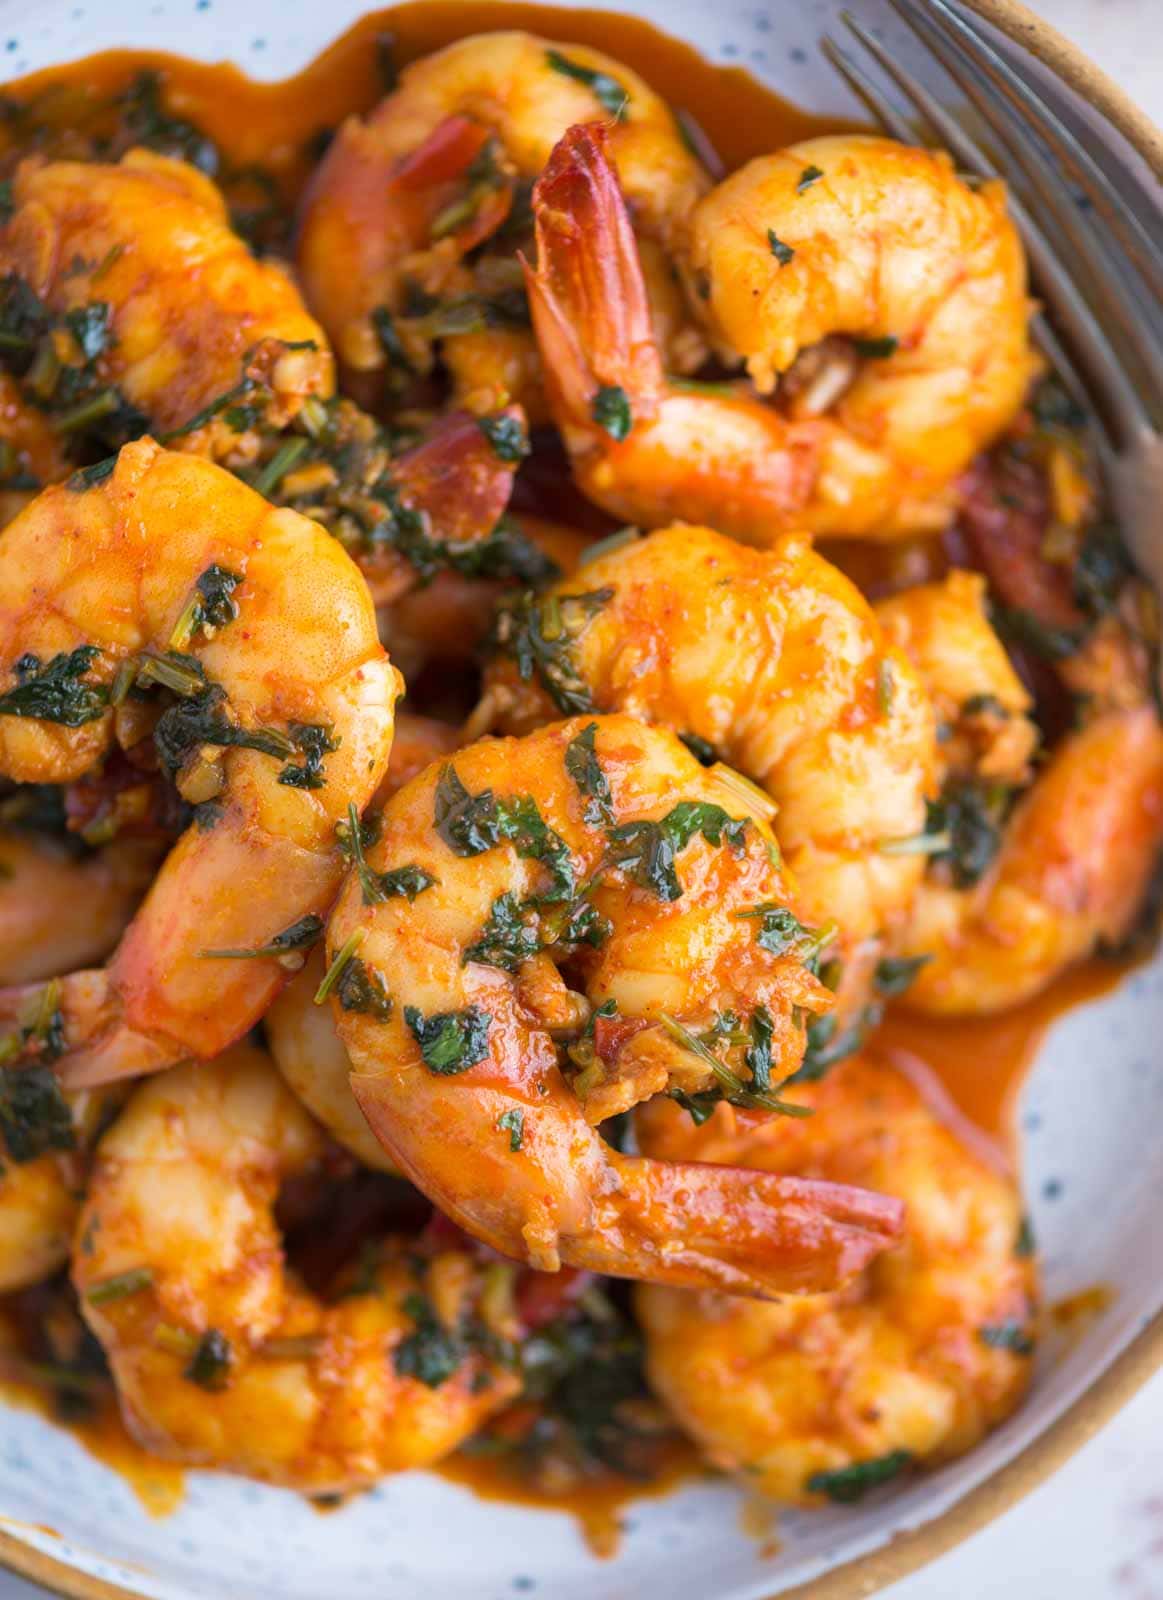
[837,11,1151,450]
[914,0,1163,307]
[883,0,1163,421]
[818,37,916,143]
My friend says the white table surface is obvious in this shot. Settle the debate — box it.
[1,1,1160,1596]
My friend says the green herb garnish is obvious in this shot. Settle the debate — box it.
[767,229,795,265]
[497,1107,525,1152]
[405,1004,491,1074]
[545,49,629,119]
[184,1329,232,1391]
[0,647,106,727]
[591,385,632,441]
[477,412,529,464]
[564,721,614,826]
[807,1450,913,1503]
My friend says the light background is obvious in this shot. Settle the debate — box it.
[0,1,1160,1596]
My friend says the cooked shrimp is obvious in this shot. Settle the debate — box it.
[874,571,1039,788]
[296,32,709,395]
[329,714,904,1297]
[74,1044,519,1490]
[0,1083,122,1293]
[526,125,1036,542]
[0,150,332,455]
[635,1051,1036,1505]
[0,373,70,524]
[268,711,463,1169]
[485,526,937,974]
[895,705,1163,1015]
[0,826,159,985]
[0,437,399,1086]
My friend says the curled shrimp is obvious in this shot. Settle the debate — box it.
[0,150,332,455]
[267,711,464,1171]
[296,32,709,400]
[485,525,937,986]
[876,572,1163,1012]
[525,124,1036,542]
[0,818,149,1290]
[73,1044,519,1490]
[635,1051,1037,1504]
[0,437,399,1085]
[893,704,1163,1015]
[0,826,160,985]
[328,714,904,1297]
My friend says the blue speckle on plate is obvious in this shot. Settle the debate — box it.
[1043,1177,1064,1201]
[1023,1109,1042,1133]
[5,40,17,52]
[252,37,267,50]
[790,46,808,63]
[512,1580,535,1593]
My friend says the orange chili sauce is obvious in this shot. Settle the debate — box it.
[6,3,845,204]
[0,1,1137,1553]
[868,957,1131,1171]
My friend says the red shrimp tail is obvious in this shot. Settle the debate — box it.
[523,121,665,425]
[585,1154,905,1298]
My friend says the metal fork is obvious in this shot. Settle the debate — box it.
[821,0,1163,684]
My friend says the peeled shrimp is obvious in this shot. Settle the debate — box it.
[329,714,904,1297]
[0,827,160,985]
[0,437,399,1085]
[895,705,1163,1015]
[0,151,332,454]
[0,1084,122,1293]
[74,1044,518,1490]
[486,526,937,972]
[636,1051,1037,1504]
[875,573,1163,1012]
[874,571,1038,788]
[296,31,709,397]
[526,125,1036,542]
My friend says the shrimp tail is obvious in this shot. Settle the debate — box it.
[522,121,665,425]
[589,1153,906,1296]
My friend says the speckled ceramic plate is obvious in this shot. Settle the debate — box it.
[1,3,1161,1598]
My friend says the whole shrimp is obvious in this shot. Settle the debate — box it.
[484,525,937,989]
[295,31,709,402]
[328,714,905,1297]
[74,1044,520,1491]
[0,150,332,456]
[0,1081,122,1293]
[0,437,399,1086]
[525,124,1036,541]
[635,1051,1037,1504]
[877,575,1163,1013]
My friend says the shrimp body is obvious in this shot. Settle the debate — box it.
[74,1045,518,1490]
[526,125,1035,542]
[0,373,70,524]
[897,706,1163,1015]
[296,32,708,388]
[635,1052,1036,1504]
[874,571,1038,788]
[0,151,333,454]
[330,715,904,1297]
[0,828,160,985]
[0,438,399,1083]
[267,713,463,1172]
[0,1084,123,1292]
[487,526,937,956]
